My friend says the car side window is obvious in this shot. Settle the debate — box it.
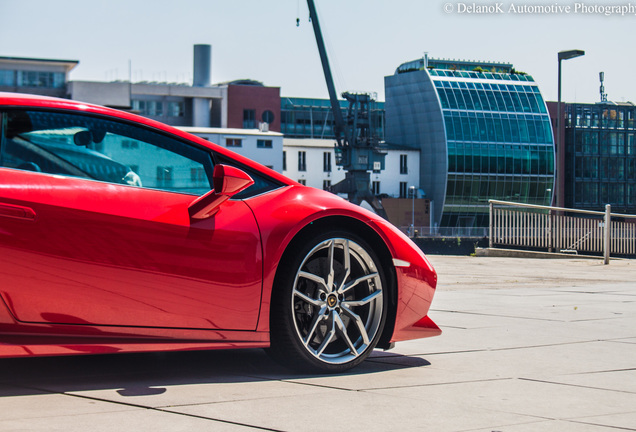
[1,109,213,195]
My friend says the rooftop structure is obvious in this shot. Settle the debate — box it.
[0,56,78,98]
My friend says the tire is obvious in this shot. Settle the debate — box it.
[269,230,388,373]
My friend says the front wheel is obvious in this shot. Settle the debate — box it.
[269,231,387,373]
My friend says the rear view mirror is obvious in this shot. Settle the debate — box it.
[73,130,93,146]
[188,164,254,219]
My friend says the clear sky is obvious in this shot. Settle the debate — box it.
[1,0,634,104]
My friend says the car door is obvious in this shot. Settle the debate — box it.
[0,108,262,330]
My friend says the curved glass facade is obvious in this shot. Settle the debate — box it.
[385,60,555,229]
[433,73,554,227]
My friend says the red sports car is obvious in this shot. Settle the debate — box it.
[0,92,440,372]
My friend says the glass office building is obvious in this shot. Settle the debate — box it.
[385,57,555,229]
[565,102,636,213]
[281,97,385,140]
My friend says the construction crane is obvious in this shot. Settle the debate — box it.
[305,0,388,217]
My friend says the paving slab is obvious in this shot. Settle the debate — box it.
[53,378,334,409]
[1,255,635,431]
[574,412,636,430]
[546,369,636,394]
[170,387,540,432]
[0,408,260,432]
[370,378,636,420]
[467,419,622,431]
[0,391,135,422]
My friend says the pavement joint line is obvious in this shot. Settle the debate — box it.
[570,317,626,322]
[568,418,636,431]
[430,309,566,322]
[552,289,635,294]
[152,388,331,409]
[277,380,368,392]
[562,367,636,376]
[421,349,491,355]
[278,376,520,394]
[349,377,514,392]
[518,377,636,395]
[273,378,565,424]
[608,340,636,345]
[416,339,626,356]
[486,339,624,352]
[10,382,283,431]
[58,390,284,432]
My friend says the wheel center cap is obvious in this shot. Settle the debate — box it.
[327,294,338,308]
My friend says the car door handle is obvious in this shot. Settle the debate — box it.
[0,203,37,221]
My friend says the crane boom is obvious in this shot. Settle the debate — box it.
[306,0,344,146]
[305,0,387,217]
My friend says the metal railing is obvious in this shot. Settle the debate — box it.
[399,226,489,238]
[489,200,636,264]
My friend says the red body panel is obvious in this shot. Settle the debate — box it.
[0,168,262,330]
[243,186,440,341]
[0,92,440,358]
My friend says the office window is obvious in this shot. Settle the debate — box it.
[226,138,242,147]
[243,109,256,129]
[257,139,273,148]
[121,139,139,149]
[298,179,306,185]
[323,152,331,172]
[167,101,185,117]
[399,182,408,198]
[131,100,163,116]
[150,101,163,116]
[132,99,145,113]
[262,110,275,124]
[323,180,331,190]
[298,151,306,171]
[283,151,287,171]
[15,71,64,88]
[191,167,206,182]
[157,166,173,185]
[0,70,15,86]
[372,181,380,195]
[400,154,408,174]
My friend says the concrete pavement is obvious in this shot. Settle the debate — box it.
[1,256,634,431]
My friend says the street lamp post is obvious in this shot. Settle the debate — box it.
[410,186,415,237]
[555,49,585,207]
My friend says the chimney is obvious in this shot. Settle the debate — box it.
[193,44,211,87]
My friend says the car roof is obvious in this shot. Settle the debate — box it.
[0,92,294,186]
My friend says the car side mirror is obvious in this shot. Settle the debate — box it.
[188,164,254,220]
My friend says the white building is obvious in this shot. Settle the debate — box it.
[283,138,421,198]
[180,126,284,173]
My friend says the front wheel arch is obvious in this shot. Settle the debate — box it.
[268,216,397,372]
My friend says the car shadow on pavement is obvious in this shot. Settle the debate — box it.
[0,348,431,397]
